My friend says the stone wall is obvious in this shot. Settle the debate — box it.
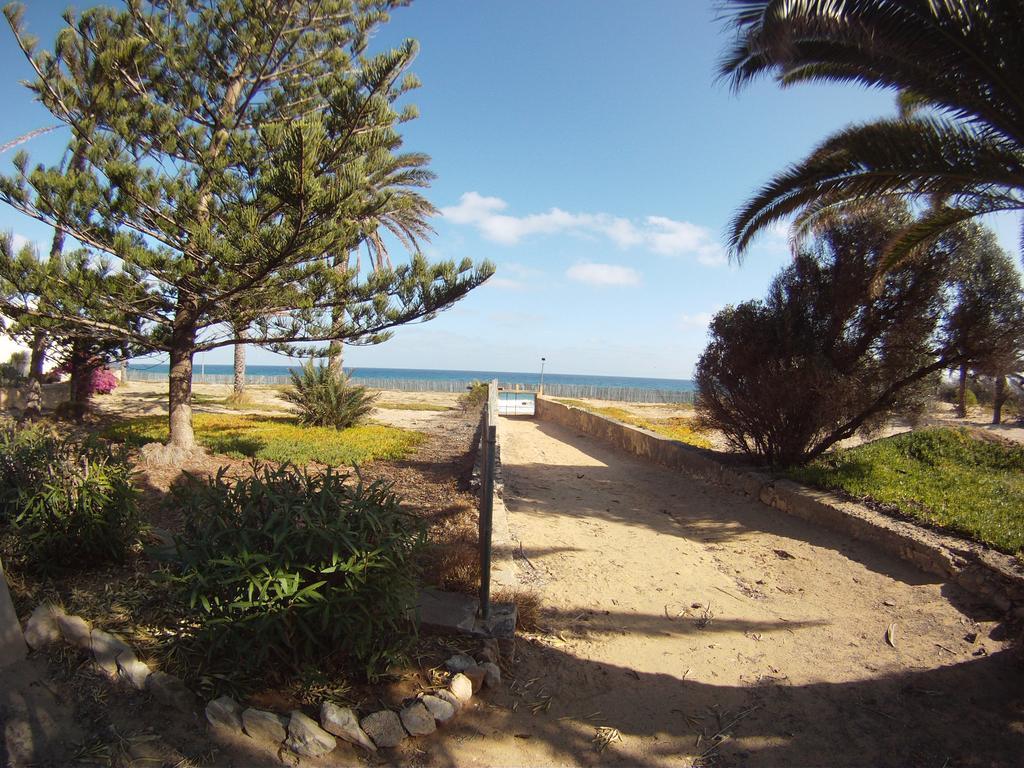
[0,382,70,411]
[535,397,1024,618]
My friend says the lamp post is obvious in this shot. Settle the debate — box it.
[539,357,546,394]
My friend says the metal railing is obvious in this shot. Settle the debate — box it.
[477,380,498,620]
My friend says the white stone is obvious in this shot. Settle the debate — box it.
[56,614,92,649]
[399,702,435,736]
[90,629,133,679]
[432,688,463,713]
[420,694,457,724]
[449,673,473,703]
[206,696,243,733]
[117,653,151,690]
[286,711,336,758]
[320,702,376,752]
[23,604,62,650]
[242,708,288,745]
[360,710,406,749]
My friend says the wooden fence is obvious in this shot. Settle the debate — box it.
[125,369,695,404]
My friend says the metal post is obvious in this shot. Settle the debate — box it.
[478,423,497,620]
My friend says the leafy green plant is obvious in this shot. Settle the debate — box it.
[281,362,377,429]
[459,380,489,411]
[170,462,424,679]
[0,422,139,570]
[789,428,1024,555]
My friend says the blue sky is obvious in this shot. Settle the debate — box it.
[0,1,1018,380]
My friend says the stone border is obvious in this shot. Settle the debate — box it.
[473,391,516,589]
[20,603,504,757]
[535,397,1024,619]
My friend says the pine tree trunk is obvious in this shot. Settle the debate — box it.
[168,320,196,450]
[28,331,47,382]
[233,339,246,395]
[327,338,344,379]
[68,340,93,416]
[956,364,968,418]
[993,375,1007,425]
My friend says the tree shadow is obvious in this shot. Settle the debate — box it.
[414,639,1023,767]
[504,419,942,588]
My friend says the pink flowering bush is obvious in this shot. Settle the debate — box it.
[91,368,119,395]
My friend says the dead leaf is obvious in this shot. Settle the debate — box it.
[885,623,897,648]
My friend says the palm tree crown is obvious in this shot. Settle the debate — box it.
[719,0,1024,266]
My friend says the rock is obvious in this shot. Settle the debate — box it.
[23,604,63,650]
[320,702,376,752]
[475,646,498,664]
[399,702,435,736]
[90,629,133,679]
[360,710,406,749]
[432,688,463,713]
[444,653,476,673]
[481,661,501,688]
[242,708,288,745]
[56,614,92,649]
[480,637,500,661]
[206,696,243,733]
[449,673,473,703]
[463,664,485,693]
[420,694,457,724]
[286,711,336,758]
[117,652,151,690]
[146,671,195,711]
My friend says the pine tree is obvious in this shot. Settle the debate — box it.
[0,1,492,452]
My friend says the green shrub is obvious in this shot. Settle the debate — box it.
[963,387,979,409]
[170,462,423,679]
[459,380,489,411]
[0,423,139,570]
[281,361,376,429]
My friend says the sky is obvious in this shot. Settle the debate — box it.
[0,1,1019,380]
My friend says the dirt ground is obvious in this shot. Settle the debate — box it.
[419,416,1023,767]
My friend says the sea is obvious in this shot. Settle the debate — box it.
[128,363,696,395]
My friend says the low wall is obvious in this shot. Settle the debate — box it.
[535,397,1024,619]
[0,383,71,412]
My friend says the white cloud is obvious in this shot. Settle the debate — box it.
[566,262,641,286]
[10,234,36,253]
[678,311,714,329]
[441,192,727,266]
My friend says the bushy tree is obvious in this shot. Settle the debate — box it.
[0,1,492,453]
[696,204,981,466]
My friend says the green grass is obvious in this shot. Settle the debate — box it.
[554,399,712,449]
[374,401,452,412]
[788,428,1024,556]
[104,413,424,466]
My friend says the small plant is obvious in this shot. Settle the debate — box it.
[282,361,376,429]
[459,380,489,411]
[170,462,423,679]
[0,422,139,570]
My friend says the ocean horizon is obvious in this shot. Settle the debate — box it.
[127,363,696,393]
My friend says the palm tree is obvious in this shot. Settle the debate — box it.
[719,0,1024,269]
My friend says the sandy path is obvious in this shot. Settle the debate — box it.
[434,417,1022,768]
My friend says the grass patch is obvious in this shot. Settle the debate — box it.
[788,428,1024,556]
[104,413,423,466]
[375,402,452,412]
[554,399,712,449]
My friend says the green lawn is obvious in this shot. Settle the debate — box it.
[105,413,424,466]
[788,428,1024,556]
[554,399,712,449]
